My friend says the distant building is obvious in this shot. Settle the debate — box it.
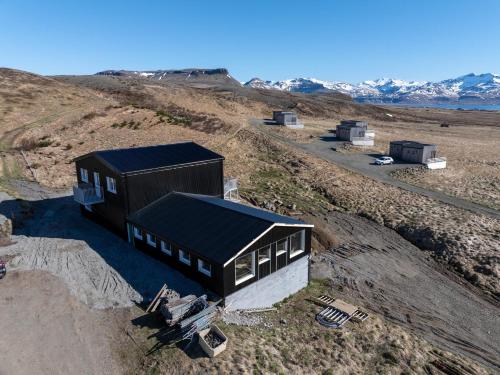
[272,111,303,128]
[389,140,446,169]
[389,141,437,163]
[336,120,374,146]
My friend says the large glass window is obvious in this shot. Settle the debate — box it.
[290,230,305,258]
[235,252,255,284]
[258,246,271,264]
[276,239,287,255]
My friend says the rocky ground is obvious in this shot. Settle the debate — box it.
[0,67,499,374]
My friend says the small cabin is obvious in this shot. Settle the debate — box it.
[127,192,313,310]
[336,120,374,145]
[73,142,224,234]
[389,141,437,164]
[272,111,303,128]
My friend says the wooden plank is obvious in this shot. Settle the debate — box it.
[146,284,167,313]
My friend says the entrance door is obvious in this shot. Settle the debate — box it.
[93,172,101,197]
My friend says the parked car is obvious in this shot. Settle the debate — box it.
[374,156,394,165]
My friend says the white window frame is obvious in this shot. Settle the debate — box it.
[146,233,156,247]
[235,252,255,285]
[160,241,172,255]
[197,259,212,277]
[289,230,305,258]
[80,168,89,183]
[179,249,191,265]
[258,245,271,264]
[133,226,143,240]
[106,176,117,194]
[276,238,288,256]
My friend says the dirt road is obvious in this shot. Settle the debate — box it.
[252,122,500,220]
[312,211,500,370]
[0,271,126,375]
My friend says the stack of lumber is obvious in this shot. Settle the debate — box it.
[146,284,180,313]
[160,295,207,326]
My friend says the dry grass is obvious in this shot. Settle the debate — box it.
[126,280,492,375]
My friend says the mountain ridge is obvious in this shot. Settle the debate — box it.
[244,73,500,104]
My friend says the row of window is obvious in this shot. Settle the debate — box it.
[133,226,212,277]
[80,168,117,194]
[234,230,305,285]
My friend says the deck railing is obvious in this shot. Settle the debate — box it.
[224,178,239,201]
[73,183,104,205]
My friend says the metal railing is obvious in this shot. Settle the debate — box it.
[73,183,104,205]
[224,178,239,201]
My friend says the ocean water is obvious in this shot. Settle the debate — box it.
[379,103,500,111]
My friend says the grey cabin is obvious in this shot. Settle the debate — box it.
[389,141,438,164]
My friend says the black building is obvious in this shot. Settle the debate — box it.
[127,192,312,306]
[73,142,224,234]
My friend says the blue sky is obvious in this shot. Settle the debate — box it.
[1,0,499,83]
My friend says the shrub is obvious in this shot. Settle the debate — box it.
[18,137,38,151]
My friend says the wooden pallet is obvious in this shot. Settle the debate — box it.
[315,295,369,327]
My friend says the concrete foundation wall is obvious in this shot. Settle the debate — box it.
[224,256,309,311]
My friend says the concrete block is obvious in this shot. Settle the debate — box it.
[225,256,309,311]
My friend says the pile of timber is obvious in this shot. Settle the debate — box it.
[160,295,207,326]
[147,284,223,345]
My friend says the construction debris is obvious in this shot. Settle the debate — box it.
[198,324,228,358]
[314,295,369,329]
[146,284,180,313]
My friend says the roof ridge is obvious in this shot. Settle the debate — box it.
[177,192,296,225]
[96,141,195,154]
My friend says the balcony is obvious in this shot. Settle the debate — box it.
[73,183,104,205]
[224,177,239,201]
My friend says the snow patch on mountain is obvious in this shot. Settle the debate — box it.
[244,73,500,104]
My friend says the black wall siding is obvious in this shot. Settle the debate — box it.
[76,157,223,235]
[130,224,225,296]
[126,161,223,213]
[75,156,127,233]
[222,226,311,296]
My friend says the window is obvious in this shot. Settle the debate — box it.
[146,233,156,247]
[276,239,287,255]
[133,226,143,240]
[106,176,117,194]
[198,259,212,277]
[179,250,191,265]
[258,246,271,264]
[80,168,89,183]
[160,241,172,255]
[290,230,305,258]
[235,252,255,285]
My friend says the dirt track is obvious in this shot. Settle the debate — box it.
[312,211,500,370]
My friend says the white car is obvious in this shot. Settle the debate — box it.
[374,156,394,165]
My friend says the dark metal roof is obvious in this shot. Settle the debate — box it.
[75,142,224,174]
[127,192,310,265]
[390,140,435,148]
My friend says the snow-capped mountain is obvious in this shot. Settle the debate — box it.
[244,73,500,104]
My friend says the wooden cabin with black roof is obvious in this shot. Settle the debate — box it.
[127,192,313,309]
[73,142,224,234]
